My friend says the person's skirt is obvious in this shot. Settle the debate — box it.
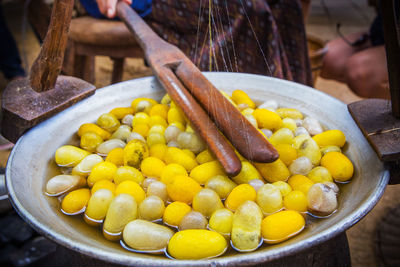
[146,0,312,86]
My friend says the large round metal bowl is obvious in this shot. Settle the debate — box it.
[6,73,389,266]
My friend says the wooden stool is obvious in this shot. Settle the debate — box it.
[64,16,144,84]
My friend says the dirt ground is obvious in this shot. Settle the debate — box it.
[0,0,399,266]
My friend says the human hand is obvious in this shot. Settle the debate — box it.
[96,0,132,18]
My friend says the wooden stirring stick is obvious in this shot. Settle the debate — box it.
[175,62,279,163]
[155,67,242,176]
[116,4,241,176]
[116,3,279,174]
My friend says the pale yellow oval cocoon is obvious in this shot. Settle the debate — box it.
[282,118,297,131]
[123,219,173,251]
[269,128,294,146]
[131,97,157,112]
[312,129,346,148]
[115,180,145,203]
[149,143,168,160]
[253,109,282,131]
[283,190,308,212]
[276,108,303,119]
[231,90,256,109]
[141,157,166,178]
[91,180,116,194]
[46,175,86,196]
[85,189,114,225]
[55,145,90,167]
[96,139,126,156]
[209,208,234,235]
[231,201,263,251]
[254,159,290,183]
[78,123,111,140]
[103,194,137,241]
[261,210,305,244]
[225,184,256,211]
[139,196,165,221]
[232,161,262,184]
[72,154,104,176]
[164,147,198,172]
[61,188,91,215]
[113,166,144,185]
[166,175,201,204]
[111,125,132,141]
[123,139,149,169]
[272,181,292,196]
[167,108,186,125]
[97,113,120,132]
[190,161,225,184]
[168,230,227,259]
[297,138,322,166]
[160,163,187,185]
[257,184,283,214]
[87,161,117,187]
[292,134,310,150]
[288,175,314,195]
[321,152,354,182]
[109,107,134,119]
[205,175,237,199]
[192,189,223,218]
[163,201,191,226]
[196,149,215,164]
[307,166,333,183]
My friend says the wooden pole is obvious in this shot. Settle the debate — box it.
[29,0,74,92]
[381,0,400,117]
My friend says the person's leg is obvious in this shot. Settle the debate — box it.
[344,45,390,99]
[320,32,370,83]
[0,3,25,79]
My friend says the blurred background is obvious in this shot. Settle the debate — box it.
[0,0,399,266]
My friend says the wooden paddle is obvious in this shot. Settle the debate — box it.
[116,2,279,176]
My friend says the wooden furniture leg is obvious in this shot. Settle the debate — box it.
[73,54,95,84]
[111,58,124,84]
[27,0,51,41]
[62,40,75,76]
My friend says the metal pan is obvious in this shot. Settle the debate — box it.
[6,73,389,266]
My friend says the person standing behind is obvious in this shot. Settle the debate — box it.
[0,1,25,81]
[320,1,390,99]
[80,0,152,19]
[80,0,313,86]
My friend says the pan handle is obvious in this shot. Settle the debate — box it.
[116,2,169,55]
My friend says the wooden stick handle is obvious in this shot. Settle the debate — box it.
[117,3,242,175]
[157,68,242,176]
[117,2,278,164]
[175,60,279,163]
[29,0,74,92]
[116,2,167,55]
